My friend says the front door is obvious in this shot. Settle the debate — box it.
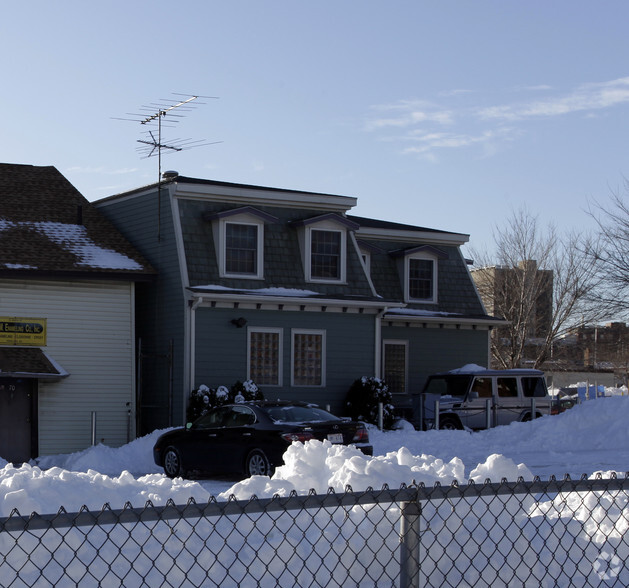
[0,378,34,463]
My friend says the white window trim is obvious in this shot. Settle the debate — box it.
[382,339,408,395]
[291,328,326,387]
[405,253,438,303]
[305,226,347,284]
[247,327,283,387]
[219,217,264,279]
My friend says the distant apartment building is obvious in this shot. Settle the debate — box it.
[471,260,553,340]
[567,322,629,370]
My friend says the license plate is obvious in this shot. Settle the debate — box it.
[327,433,343,444]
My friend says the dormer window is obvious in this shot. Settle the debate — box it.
[393,245,448,304]
[291,213,360,284]
[310,229,342,280]
[204,206,278,280]
[408,257,435,301]
[225,222,259,275]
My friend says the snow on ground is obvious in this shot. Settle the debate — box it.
[1,388,625,516]
[1,389,628,586]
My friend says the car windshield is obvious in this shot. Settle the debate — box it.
[423,375,472,398]
[264,405,338,424]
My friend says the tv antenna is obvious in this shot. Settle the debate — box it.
[115,93,221,239]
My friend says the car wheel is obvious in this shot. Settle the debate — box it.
[523,412,541,422]
[163,446,185,478]
[439,416,461,430]
[245,449,272,477]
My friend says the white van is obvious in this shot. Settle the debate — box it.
[421,366,551,430]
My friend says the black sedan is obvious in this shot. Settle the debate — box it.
[153,400,373,478]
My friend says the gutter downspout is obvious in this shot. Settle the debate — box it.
[186,296,204,418]
[375,307,388,378]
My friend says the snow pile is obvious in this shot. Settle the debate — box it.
[0,394,621,514]
[0,394,627,585]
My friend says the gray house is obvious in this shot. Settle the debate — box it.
[96,172,500,433]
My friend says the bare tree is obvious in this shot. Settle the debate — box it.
[586,180,629,316]
[470,207,603,369]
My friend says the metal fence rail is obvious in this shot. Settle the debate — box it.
[0,474,628,587]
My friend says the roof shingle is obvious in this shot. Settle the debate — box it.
[0,163,154,278]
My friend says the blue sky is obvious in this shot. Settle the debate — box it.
[2,1,628,253]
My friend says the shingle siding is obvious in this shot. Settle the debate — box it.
[178,199,375,298]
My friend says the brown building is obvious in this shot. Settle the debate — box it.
[471,260,553,367]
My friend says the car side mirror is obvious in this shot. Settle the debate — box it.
[468,391,479,400]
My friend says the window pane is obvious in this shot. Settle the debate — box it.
[311,230,340,279]
[250,331,279,385]
[293,333,322,386]
[409,258,433,299]
[226,224,257,274]
[471,378,493,398]
[522,377,548,398]
[497,378,518,397]
[384,343,406,394]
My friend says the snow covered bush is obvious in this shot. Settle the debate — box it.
[231,379,264,403]
[187,380,263,422]
[345,376,395,429]
[186,384,213,422]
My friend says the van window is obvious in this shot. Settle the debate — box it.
[471,378,492,398]
[497,378,518,397]
[424,375,471,397]
[522,377,548,398]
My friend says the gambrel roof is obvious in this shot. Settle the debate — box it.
[0,163,154,280]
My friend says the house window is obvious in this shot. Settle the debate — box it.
[225,223,258,275]
[219,219,264,279]
[248,328,282,386]
[292,330,325,386]
[383,341,407,395]
[310,229,342,280]
[407,256,437,302]
[304,227,348,283]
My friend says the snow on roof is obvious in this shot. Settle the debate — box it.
[193,285,321,297]
[32,221,144,270]
[0,219,143,271]
[385,307,462,317]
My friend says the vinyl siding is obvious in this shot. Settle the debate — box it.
[0,279,135,455]
[194,307,376,416]
[381,323,490,396]
[96,190,186,433]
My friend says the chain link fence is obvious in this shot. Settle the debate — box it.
[0,474,628,587]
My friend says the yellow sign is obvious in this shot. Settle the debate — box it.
[0,317,47,346]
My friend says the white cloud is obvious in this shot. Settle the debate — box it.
[478,77,629,121]
[366,100,454,131]
[365,77,629,159]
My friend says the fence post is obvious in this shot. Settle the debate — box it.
[434,400,440,430]
[378,402,384,430]
[400,498,421,588]
[485,398,492,429]
[91,411,97,446]
[530,397,536,419]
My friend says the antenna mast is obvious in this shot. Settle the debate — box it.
[116,93,220,239]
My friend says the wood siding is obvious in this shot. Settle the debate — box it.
[0,279,135,455]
